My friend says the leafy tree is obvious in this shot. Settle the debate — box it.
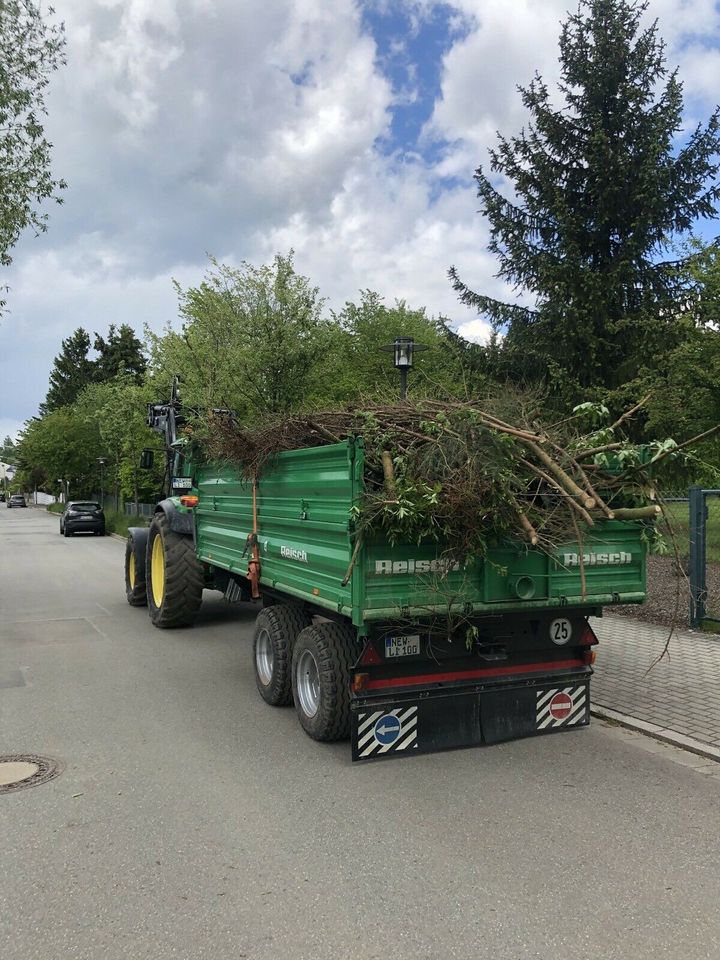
[93,323,147,383]
[14,407,102,498]
[326,292,466,401]
[0,1,66,287]
[41,327,95,413]
[641,243,720,482]
[1,434,16,462]
[148,253,334,417]
[75,376,162,510]
[450,0,720,395]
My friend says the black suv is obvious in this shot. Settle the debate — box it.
[60,501,105,537]
[7,494,26,508]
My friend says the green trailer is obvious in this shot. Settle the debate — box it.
[124,398,647,762]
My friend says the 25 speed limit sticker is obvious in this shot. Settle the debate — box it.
[549,618,572,645]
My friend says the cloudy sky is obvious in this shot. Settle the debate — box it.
[1,0,719,440]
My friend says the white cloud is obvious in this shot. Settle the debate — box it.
[2,0,719,427]
[455,317,494,344]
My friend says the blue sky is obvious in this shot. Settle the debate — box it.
[1,0,720,440]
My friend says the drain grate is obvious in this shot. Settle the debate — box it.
[0,755,61,795]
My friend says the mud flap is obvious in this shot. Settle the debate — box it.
[351,677,590,762]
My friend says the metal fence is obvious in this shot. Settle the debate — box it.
[688,487,720,629]
[123,502,155,518]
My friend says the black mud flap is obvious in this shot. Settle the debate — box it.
[351,677,590,762]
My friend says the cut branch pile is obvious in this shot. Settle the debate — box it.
[190,394,699,559]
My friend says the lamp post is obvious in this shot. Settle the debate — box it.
[379,336,427,399]
[97,458,107,507]
[57,478,66,503]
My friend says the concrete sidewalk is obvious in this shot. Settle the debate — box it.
[592,615,720,761]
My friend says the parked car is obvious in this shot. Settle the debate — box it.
[7,494,26,508]
[60,501,105,537]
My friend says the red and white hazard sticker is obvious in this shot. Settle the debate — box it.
[536,686,588,729]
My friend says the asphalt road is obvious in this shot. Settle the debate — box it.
[2,507,720,960]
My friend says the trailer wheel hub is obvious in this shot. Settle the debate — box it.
[296,649,320,718]
[256,627,274,685]
[0,755,60,795]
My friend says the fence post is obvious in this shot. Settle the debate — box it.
[689,485,707,628]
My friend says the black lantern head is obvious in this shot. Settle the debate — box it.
[393,336,415,368]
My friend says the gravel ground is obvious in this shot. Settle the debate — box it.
[613,554,720,628]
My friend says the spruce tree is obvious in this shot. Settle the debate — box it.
[41,327,94,413]
[93,323,146,382]
[450,0,720,393]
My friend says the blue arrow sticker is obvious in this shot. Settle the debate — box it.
[374,713,402,746]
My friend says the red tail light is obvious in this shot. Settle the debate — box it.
[180,495,199,507]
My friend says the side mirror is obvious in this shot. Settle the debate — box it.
[140,449,155,470]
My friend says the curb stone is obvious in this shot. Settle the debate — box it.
[592,705,720,763]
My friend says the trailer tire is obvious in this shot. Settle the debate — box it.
[253,605,312,706]
[146,512,203,628]
[292,622,354,741]
[125,533,147,606]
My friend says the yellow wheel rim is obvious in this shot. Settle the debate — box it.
[128,551,136,590]
[151,534,165,607]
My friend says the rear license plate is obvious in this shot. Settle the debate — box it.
[171,477,193,490]
[385,634,421,658]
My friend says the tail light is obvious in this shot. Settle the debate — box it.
[352,673,369,693]
[180,495,199,507]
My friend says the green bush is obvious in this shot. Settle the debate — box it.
[104,510,150,537]
[47,503,63,514]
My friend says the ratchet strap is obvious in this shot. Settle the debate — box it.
[244,475,261,600]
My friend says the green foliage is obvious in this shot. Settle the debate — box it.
[15,405,102,496]
[148,252,333,417]
[18,374,162,502]
[41,328,95,413]
[74,376,163,506]
[450,0,720,396]
[102,509,150,537]
[93,323,147,383]
[1,434,16,462]
[0,0,66,296]
[41,323,147,415]
[325,292,466,402]
[644,325,720,485]
[353,474,445,547]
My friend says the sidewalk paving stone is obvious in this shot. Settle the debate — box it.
[591,614,720,760]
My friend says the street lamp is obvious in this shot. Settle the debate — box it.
[97,458,107,506]
[379,336,428,399]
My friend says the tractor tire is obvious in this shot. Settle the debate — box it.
[291,622,355,741]
[125,532,147,607]
[253,605,312,706]
[146,512,204,628]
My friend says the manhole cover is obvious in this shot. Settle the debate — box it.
[0,755,60,795]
